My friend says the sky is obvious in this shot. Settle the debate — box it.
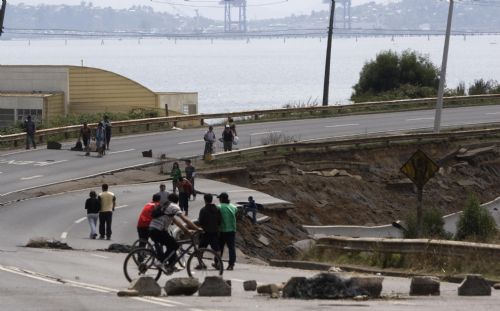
[8,0,394,20]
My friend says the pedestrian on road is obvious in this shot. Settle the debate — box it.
[203,126,216,159]
[222,125,234,152]
[155,183,169,206]
[98,183,116,240]
[245,196,258,225]
[228,117,237,136]
[170,162,182,194]
[95,122,106,157]
[24,115,36,149]
[184,159,196,200]
[79,122,92,156]
[198,193,221,253]
[217,192,238,271]
[84,190,100,239]
[103,115,112,150]
[136,193,161,248]
[177,177,193,216]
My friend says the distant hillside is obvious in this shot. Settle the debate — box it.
[2,0,499,38]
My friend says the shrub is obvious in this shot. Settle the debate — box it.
[455,194,497,242]
[468,79,499,95]
[445,81,466,96]
[261,132,298,145]
[351,49,439,102]
[403,207,448,239]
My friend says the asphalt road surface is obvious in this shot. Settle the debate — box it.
[1,181,499,310]
[1,105,500,197]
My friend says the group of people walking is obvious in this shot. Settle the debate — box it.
[170,160,196,216]
[135,184,238,271]
[78,116,112,157]
[84,181,239,271]
[203,118,238,159]
[84,184,117,240]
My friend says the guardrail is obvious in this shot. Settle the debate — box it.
[316,236,500,258]
[211,126,500,161]
[2,94,500,148]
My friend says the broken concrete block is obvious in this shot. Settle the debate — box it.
[129,277,161,297]
[198,276,231,297]
[164,277,200,296]
[349,276,384,298]
[117,290,140,297]
[458,274,491,296]
[243,280,257,291]
[410,276,440,296]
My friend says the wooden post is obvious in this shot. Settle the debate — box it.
[164,104,169,117]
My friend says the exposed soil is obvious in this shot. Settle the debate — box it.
[5,138,500,264]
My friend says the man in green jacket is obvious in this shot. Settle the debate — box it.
[217,192,238,271]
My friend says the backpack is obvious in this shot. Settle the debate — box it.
[151,205,164,218]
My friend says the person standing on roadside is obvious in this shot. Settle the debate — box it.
[170,162,182,194]
[79,122,92,156]
[136,193,161,248]
[155,183,169,206]
[203,126,216,159]
[98,183,116,240]
[217,192,238,271]
[222,125,234,152]
[198,193,221,253]
[95,122,106,157]
[84,190,100,239]
[24,115,36,149]
[184,159,196,200]
[103,115,112,150]
[177,177,193,216]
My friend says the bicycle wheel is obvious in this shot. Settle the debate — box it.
[186,248,223,279]
[131,239,154,251]
[123,248,162,282]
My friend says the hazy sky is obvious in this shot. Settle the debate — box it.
[8,0,394,20]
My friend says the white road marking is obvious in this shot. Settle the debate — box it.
[324,123,359,128]
[251,131,281,136]
[405,117,433,121]
[0,264,187,307]
[231,278,245,282]
[178,140,204,145]
[115,204,128,210]
[20,175,43,180]
[74,217,87,224]
[90,254,109,259]
[485,112,500,115]
[107,149,135,155]
[172,127,183,131]
[60,232,68,239]
[35,160,68,167]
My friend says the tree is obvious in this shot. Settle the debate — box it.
[455,194,497,242]
[351,49,439,102]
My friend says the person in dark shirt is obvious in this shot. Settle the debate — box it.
[222,125,234,152]
[184,159,196,200]
[85,191,101,239]
[198,193,221,253]
[24,115,36,149]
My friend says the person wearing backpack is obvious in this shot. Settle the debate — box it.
[149,193,201,266]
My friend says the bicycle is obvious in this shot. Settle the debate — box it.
[123,231,223,282]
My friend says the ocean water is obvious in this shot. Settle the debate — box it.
[1,35,499,113]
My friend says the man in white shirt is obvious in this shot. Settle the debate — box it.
[98,183,116,240]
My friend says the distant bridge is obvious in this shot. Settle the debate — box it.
[222,0,352,33]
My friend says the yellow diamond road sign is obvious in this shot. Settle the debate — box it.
[400,149,439,188]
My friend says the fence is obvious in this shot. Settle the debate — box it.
[2,94,500,148]
[316,236,500,258]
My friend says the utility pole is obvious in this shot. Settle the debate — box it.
[434,0,454,133]
[0,0,7,37]
[322,0,335,106]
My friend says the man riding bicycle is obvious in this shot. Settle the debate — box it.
[149,193,201,267]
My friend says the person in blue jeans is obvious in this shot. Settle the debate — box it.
[217,192,238,271]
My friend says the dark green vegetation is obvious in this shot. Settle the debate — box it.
[351,49,500,102]
[403,207,450,240]
[351,50,439,102]
[455,194,498,242]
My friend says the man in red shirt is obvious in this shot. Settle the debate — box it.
[137,194,161,247]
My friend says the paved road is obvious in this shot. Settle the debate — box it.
[2,105,500,196]
[1,182,499,310]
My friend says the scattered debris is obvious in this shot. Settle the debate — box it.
[164,277,200,296]
[410,276,440,296]
[458,274,491,296]
[26,238,72,250]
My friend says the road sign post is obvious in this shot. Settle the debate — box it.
[400,149,439,237]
